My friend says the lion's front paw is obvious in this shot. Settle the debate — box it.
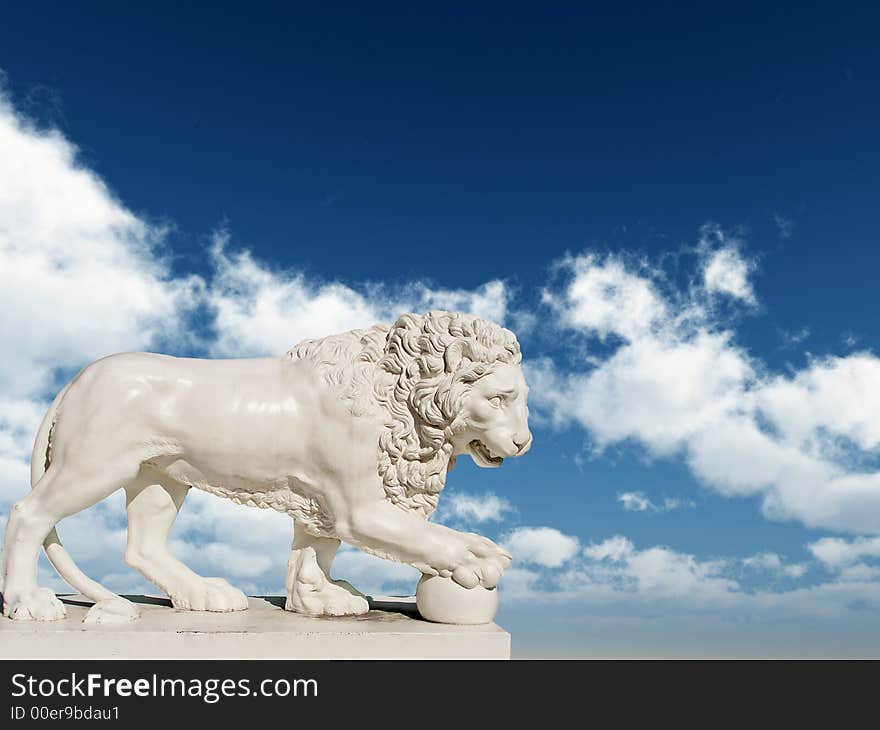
[442,534,512,589]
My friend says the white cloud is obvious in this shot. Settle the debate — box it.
[582,535,634,563]
[699,223,756,304]
[661,497,694,511]
[837,563,880,582]
[503,527,580,568]
[757,354,880,453]
[205,235,381,357]
[622,545,734,598]
[412,280,508,326]
[618,492,652,512]
[703,247,755,304]
[807,535,880,570]
[617,491,695,513]
[566,535,738,601]
[543,254,668,341]
[531,235,880,535]
[436,491,514,524]
[570,331,754,456]
[172,539,274,579]
[741,552,808,579]
[206,233,510,358]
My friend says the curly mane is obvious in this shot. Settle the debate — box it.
[286,311,521,518]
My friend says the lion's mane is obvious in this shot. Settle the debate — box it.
[287,311,521,518]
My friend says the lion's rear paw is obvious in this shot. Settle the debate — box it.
[4,587,66,621]
[285,548,369,617]
[287,580,369,617]
[170,578,249,612]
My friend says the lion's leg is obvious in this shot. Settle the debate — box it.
[343,500,512,590]
[124,475,247,613]
[1,474,67,621]
[293,523,364,597]
[284,523,368,617]
[3,457,140,621]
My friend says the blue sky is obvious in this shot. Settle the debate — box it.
[2,2,880,657]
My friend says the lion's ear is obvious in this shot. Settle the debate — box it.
[444,341,465,373]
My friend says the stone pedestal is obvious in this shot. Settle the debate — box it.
[0,594,510,659]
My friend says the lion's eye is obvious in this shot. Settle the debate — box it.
[488,395,503,408]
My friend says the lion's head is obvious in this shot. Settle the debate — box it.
[288,311,532,518]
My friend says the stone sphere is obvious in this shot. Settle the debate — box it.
[416,574,499,625]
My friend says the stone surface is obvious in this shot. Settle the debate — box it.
[0,594,510,659]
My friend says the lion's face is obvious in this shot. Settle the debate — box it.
[453,362,532,468]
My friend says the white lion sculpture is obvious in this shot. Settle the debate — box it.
[0,311,531,623]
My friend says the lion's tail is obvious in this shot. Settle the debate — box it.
[30,381,130,614]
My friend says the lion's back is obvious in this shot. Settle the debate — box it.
[49,353,300,456]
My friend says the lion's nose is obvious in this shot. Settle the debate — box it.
[514,434,532,455]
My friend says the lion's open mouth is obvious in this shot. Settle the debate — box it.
[468,439,503,467]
